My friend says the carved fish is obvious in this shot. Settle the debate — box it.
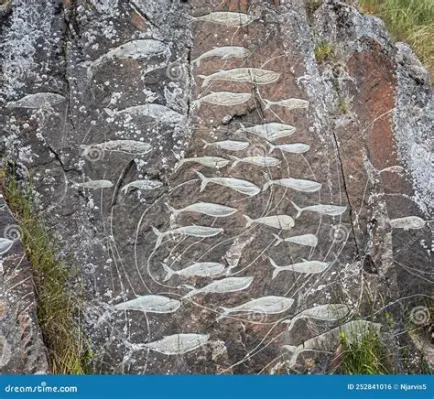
[175,156,230,171]
[269,257,329,278]
[72,180,114,190]
[87,39,167,78]
[192,12,256,27]
[182,276,254,299]
[0,238,14,255]
[165,202,237,218]
[162,262,225,281]
[390,216,426,230]
[6,92,65,109]
[263,177,322,193]
[104,104,183,124]
[151,225,223,249]
[195,171,260,197]
[199,68,280,87]
[193,46,251,66]
[230,155,281,168]
[236,123,296,141]
[379,165,404,174]
[121,180,163,194]
[80,140,152,155]
[283,320,381,368]
[144,333,210,355]
[244,215,295,230]
[282,304,349,332]
[114,295,181,313]
[268,143,310,154]
[263,98,309,110]
[192,92,251,109]
[202,139,249,152]
[291,201,347,218]
[272,233,318,247]
[217,296,294,321]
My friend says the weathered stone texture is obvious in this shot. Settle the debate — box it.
[0,0,432,373]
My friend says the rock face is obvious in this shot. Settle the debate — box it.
[0,0,432,373]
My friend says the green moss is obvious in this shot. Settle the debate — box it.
[314,41,337,64]
[2,162,91,374]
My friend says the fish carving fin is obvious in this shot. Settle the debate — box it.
[151,226,163,249]
[272,233,283,246]
[194,171,208,192]
[263,99,273,110]
[161,263,175,282]
[291,201,303,219]
[243,215,253,228]
[268,257,281,279]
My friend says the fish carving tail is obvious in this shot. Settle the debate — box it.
[195,171,208,192]
[229,155,240,169]
[243,215,253,228]
[291,201,303,219]
[263,99,273,110]
[268,257,281,279]
[267,142,275,154]
[201,139,209,149]
[161,263,175,282]
[216,307,230,322]
[164,203,179,218]
[182,285,198,299]
[272,233,283,246]
[103,107,114,117]
[151,226,163,249]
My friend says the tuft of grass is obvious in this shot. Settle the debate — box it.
[359,0,434,79]
[314,41,337,64]
[1,162,92,374]
[338,326,392,374]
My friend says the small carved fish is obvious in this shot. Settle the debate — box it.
[72,180,114,190]
[282,304,349,332]
[162,262,225,281]
[165,202,237,218]
[144,333,210,355]
[244,215,295,230]
[390,216,426,230]
[104,104,183,124]
[182,276,253,299]
[272,233,317,247]
[263,98,309,110]
[269,257,329,278]
[151,225,223,249]
[192,12,256,27]
[193,46,251,66]
[202,139,249,152]
[379,165,404,174]
[195,171,260,197]
[175,156,229,171]
[6,92,65,109]
[87,39,167,78]
[199,68,280,87]
[121,180,163,194]
[263,177,321,193]
[268,143,310,154]
[114,295,181,313]
[283,320,381,368]
[0,238,14,255]
[192,92,251,109]
[217,296,294,321]
[291,201,347,218]
[236,123,296,141]
[80,140,152,155]
[230,155,281,168]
